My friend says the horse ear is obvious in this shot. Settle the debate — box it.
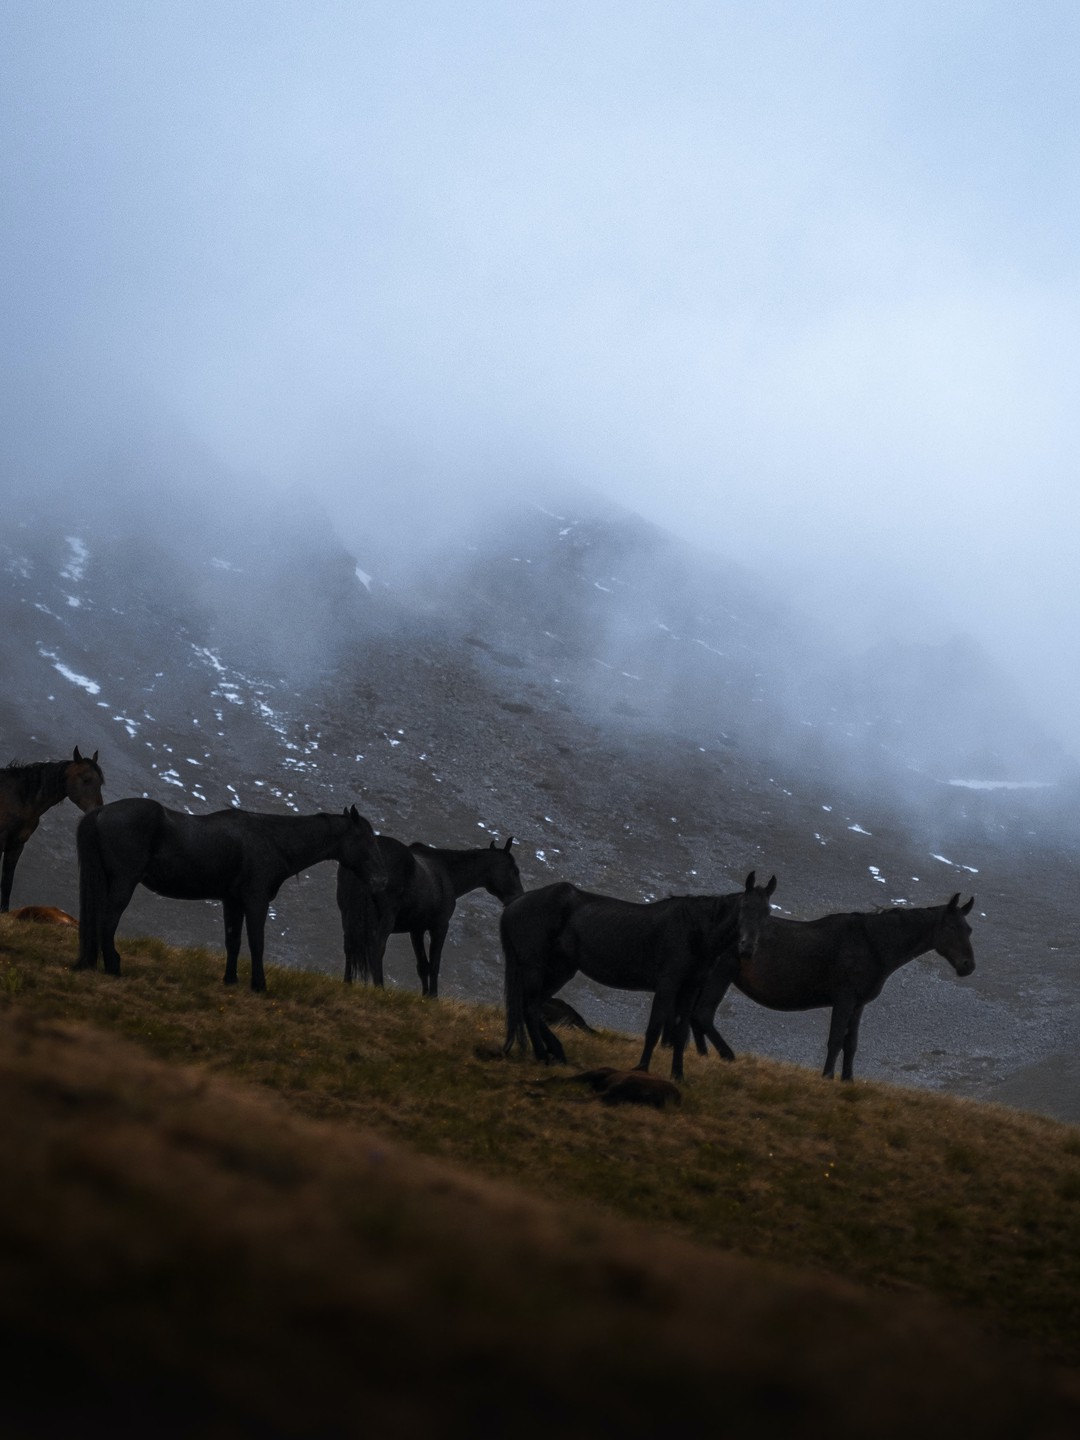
[92,750,98,762]
[489,840,496,850]
[73,746,82,762]
[960,896,975,915]
[947,893,961,910]
[349,804,360,821]
[765,875,777,897]
[744,871,756,891]
[504,835,514,851]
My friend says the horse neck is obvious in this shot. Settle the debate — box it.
[422,847,497,898]
[7,761,70,815]
[863,905,943,975]
[269,813,341,873]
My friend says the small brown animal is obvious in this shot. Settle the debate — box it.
[570,1067,682,1109]
[8,906,78,927]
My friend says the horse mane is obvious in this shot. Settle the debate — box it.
[2,759,67,806]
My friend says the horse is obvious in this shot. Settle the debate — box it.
[337,834,524,996]
[8,905,78,927]
[1,748,104,912]
[687,893,977,1080]
[501,872,777,1081]
[76,798,388,992]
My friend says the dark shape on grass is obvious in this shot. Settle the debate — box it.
[502,872,777,1081]
[337,833,523,996]
[1,749,103,912]
[689,894,977,1080]
[570,1067,682,1108]
[76,798,387,992]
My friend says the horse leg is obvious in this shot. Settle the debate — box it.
[822,997,857,1079]
[636,982,681,1077]
[424,921,450,999]
[94,878,138,976]
[222,900,244,986]
[694,973,736,1061]
[244,901,270,993]
[527,1007,567,1064]
[368,921,390,988]
[840,1003,865,1082]
[1,840,25,912]
[409,930,431,995]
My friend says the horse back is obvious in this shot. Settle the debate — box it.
[90,799,247,901]
[504,885,699,992]
[733,913,869,1010]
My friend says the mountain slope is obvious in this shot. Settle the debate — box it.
[3,471,1079,1118]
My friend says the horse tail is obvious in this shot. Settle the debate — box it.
[76,810,105,970]
[337,864,377,983]
[500,905,528,1055]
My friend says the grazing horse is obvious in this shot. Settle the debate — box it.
[0,749,104,912]
[337,835,524,996]
[688,894,977,1080]
[502,872,777,1081]
[76,798,387,992]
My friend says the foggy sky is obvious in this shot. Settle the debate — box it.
[2,2,1078,751]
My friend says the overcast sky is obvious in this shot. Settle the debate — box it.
[2,2,1078,747]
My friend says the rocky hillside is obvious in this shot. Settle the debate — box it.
[3,464,1079,1118]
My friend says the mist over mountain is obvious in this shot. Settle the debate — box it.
[4,455,1079,1121]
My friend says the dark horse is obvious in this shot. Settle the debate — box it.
[687,894,976,1080]
[77,798,388,992]
[337,834,524,996]
[1,748,104,912]
[502,872,777,1081]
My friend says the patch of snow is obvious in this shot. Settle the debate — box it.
[37,646,101,696]
[61,536,88,583]
[355,566,373,590]
[193,645,228,674]
[931,853,979,874]
[868,866,886,884]
[848,823,872,836]
[948,779,1054,791]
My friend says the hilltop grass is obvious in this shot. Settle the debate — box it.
[3,915,1080,1369]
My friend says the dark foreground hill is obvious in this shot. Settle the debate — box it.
[2,918,1080,1438]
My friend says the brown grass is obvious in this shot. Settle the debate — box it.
[1,918,1080,1435]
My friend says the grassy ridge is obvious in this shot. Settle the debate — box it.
[3,917,1080,1371]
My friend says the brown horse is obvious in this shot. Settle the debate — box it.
[0,749,104,912]
[8,906,78,927]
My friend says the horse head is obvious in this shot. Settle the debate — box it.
[486,834,525,905]
[67,747,104,812]
[935,893,976,976]
[339,806,389,893]
[736,870,777,960]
